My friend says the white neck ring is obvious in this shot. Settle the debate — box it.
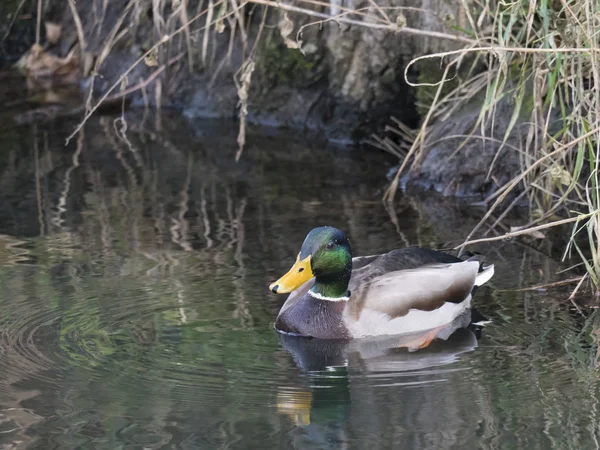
[308,290,349,302]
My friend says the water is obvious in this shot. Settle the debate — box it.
[0,108,598,449]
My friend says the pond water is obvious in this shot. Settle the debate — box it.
[0,109,598,450]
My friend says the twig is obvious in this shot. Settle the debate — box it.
[229,0,248,52]
[246,0,477,44]
[483,187,530,237]
[201,0,214,67]
[35,0,42,45]
[404,46,600,88]
[234,5,267,161]
[104,62,167,101]
[455,210,600,248]
[180,0,194,71]
[86,1,135,113]
[496,276,584,292]
[457,124,600,254]
[67,0,87,51]
[366,0,391,24]
[297,0,447,23]
[567,273,588,316]
[65,0,237,145]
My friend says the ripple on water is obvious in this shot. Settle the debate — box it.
[0,267,285,413]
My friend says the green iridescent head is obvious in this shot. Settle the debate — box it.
[270,226,352,298]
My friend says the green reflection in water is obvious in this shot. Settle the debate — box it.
[0,110,597,449]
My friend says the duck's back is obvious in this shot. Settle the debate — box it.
[350,247,462,289]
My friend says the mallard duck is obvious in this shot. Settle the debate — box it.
[269,226,494,341]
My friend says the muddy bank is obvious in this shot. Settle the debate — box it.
[1,0,466,137]
[0,0,526,196]
[399,96,528,198]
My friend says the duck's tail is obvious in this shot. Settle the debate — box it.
[475,264,495,286]
[462,252,495,287]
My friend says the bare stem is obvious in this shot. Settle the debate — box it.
[35,0,42,45]
[246,0,477,44]
[67,0,87,51]
[456,210,600,248]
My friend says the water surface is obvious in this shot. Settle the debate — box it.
[0,110,597,449]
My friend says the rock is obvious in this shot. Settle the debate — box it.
[401,93,530,198]
[398,83,565,199]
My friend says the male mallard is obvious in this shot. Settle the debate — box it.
[269,226,494,341]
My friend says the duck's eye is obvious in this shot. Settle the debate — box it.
[326,242,335,250]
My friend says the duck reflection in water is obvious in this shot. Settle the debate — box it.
[276,312,486,449]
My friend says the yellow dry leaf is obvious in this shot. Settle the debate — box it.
[279,13,301,48]
[395,13,407,30]
[283,37,302,49]
[144,51,158,67]
[279,13,294,39]
[550,165,571,186]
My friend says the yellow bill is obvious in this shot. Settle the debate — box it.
[270,254,313,294]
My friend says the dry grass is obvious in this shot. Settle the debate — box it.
[378,0,600,295]
[54,0,477,147]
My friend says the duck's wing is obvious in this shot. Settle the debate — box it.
[352,247,462,276]
[352,254,382,270]
[348,260,482,319]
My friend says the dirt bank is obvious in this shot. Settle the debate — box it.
[1,0,525,196]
